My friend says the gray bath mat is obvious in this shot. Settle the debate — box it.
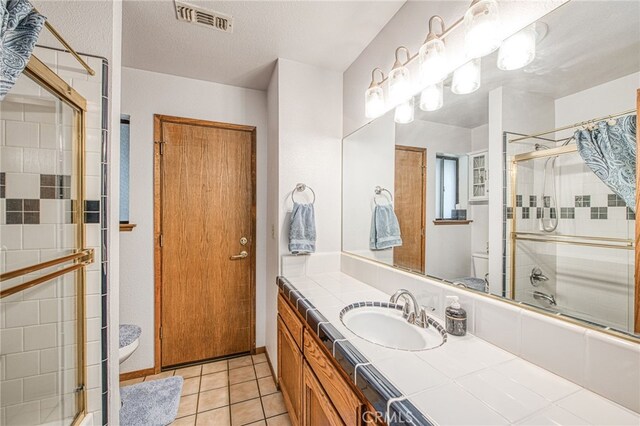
[120,376,184,426]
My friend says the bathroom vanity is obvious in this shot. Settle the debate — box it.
[276,269,640,425]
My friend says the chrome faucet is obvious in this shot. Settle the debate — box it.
[390,289,429,328]
[530,267,549,287]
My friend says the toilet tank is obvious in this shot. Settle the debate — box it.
[472,252,489,278]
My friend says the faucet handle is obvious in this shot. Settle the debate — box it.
[407,311,416,324]
[417,307,430,329]
[402,302,411,319]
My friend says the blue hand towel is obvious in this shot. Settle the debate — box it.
[370,204,402,250]
[289,202,316,254]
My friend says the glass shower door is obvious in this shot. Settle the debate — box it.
[0,68,92,425]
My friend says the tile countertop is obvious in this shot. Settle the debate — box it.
[277,273,640,426]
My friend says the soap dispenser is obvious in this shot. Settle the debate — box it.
[445,296,467,336]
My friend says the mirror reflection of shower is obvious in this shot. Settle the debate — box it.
[535,137,573,232]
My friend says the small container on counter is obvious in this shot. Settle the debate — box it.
[445,296,467,336]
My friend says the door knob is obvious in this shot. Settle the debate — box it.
[230,251,248,260]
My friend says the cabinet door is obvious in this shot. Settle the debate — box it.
[469,151,488,201]
[303,361,345,426]
[278,316,302,425]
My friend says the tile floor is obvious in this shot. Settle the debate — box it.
[120,353,291,426]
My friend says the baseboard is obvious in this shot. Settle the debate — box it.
[264,348,278,388]
[119,367,155,382]
[255,346,266,354]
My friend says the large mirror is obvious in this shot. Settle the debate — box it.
[342,0,640,338]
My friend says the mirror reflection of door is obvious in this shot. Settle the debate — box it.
[393,145,426,273]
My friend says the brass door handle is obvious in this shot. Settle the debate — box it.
[230,251,248,260]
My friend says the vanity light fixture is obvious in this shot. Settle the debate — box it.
[419,81,444,112]
[463,0,502,59]
[419,16,448,86]
[388,46,413,104]
[497,23,544,71]
[365,68,386,118]
[452,58,481,94]
[395,97,415,124]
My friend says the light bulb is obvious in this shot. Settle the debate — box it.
[419,38,448,85]
[497,24,537,71]
[394,97,414,124]
[364,68,385,118]
[464,0,502,59]
[420,82,443,112]
[452,58,481,95]
[365,85,385,118]
[389,66,411,104]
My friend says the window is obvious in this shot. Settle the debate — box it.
[435,154,459,219]
[120,115,130,224]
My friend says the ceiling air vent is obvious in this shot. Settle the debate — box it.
[174,1,233,34]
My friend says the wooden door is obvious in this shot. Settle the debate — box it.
[302,362,344,426]
[278,317,302,425]
[154,115,256,368]
[393,146,426,273]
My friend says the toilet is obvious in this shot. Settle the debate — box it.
[119,324,141,364]
[452,252,489,292]
[472,252,489,280]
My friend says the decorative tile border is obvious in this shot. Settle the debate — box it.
[277,276,433,425]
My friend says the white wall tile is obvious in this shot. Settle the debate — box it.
[24,324,57,351]
[474,296,521,355]
[585,330,640,413]
[457,369,550,423]
[517,405,589,425]
[520,311,586,386]
[409,382,510,425]
[0,102,24,121]
[22,148,58,174]
[5,172,39,198]
[5,249,39,270]
[5,401,40,425]
[39,347,59,374]
[4,301,38,327]
[23,373,57,401]
[492,358,580,402]
[557,390,640,425]
[5,121,38,148]
[24,104,56,125]
[23,225,56,250]
[5,350,39,379]
[0,146,23,173]
[0,328,23,354]
[0,226,22,250]
[0,379,23,406]
[38,124,57,150]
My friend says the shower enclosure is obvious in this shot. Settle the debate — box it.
[505,133,636,334]
[0,57,93,425]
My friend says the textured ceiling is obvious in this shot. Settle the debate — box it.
[122,0,405,90]
[416,0,640,128]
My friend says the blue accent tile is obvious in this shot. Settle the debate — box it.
[334,340,368,379]
[388,399,433,426]
[356,364,402,418]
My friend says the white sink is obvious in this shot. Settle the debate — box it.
[340,303,446,351]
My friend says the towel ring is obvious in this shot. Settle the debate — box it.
[292,183,316,204]
[374,186,393,206]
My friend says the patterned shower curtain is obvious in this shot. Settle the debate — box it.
[575,114,637,212]
[0,0,45,100]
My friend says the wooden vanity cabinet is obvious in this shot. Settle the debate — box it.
[278,314,303,425]
[303,361,344,426]
[278,292,367,426]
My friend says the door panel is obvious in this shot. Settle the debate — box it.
[393,146,426,273]
[158,117,255,367]
[278,316,302,425]
[302,362,344,426]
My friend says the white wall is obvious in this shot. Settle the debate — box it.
[343,0,568,137]
[264,59,343,373]
[265,64,280,367]
[119,67,268,373]
[342,111,395,262]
